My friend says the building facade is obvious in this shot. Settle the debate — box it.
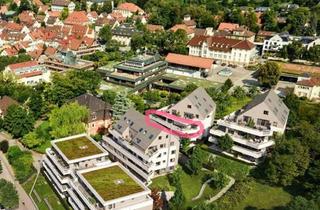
[188,35,256,66]
[42,134,153,210]
[294,77,320,100]
[4,60,51,85]
[209,91,289,164]
[102,108,180,183]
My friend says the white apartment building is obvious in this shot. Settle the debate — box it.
[262,33,320,54]
[42,134,153,210]
[151,87,216,141]
[209,90,289,164]
[294,77,320,100]
[114,2,145,18]
[51,0,75,12]
[102,108,180,183]
[4,60,51,85]
[187,35,256,66]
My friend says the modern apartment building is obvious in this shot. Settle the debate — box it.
[187,35,256,66]
[42,134,153,210]
[151,87,216,141]
[102,108,180,183]
[98,53,167,92]
[4,60,51,85]
[111,23,140,46]
[209,90,289,164]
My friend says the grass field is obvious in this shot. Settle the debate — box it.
[230,180,292,210]
[151,167,220,208]
[276,61,320,76]
[23,174,67,210]
[163,73,221,88]
[217,96,252,119]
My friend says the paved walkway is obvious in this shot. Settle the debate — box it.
[206,174,235,203]
[192,178,213,201]
[0,151,37,210]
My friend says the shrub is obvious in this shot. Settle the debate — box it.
[0,140,9,153]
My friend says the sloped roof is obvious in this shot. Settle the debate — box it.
[218,22,239,31]
[116,2,144,13]
[166,53,214,69]
[72,93,111,112]
[297,77,320,87]
[7,61,38,71]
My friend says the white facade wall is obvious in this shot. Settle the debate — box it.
[294,84,320,100]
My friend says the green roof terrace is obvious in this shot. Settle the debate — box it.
[52,134,107,162]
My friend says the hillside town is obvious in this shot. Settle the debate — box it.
[0,0,320,210]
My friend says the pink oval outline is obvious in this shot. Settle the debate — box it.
[145,109,205,139]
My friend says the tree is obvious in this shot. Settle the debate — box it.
[209,171,228,189]
[287,7,310,35]
[286,196,318,210]
[22,132,44,149]
[232,86,246,99]
[257,61,281,87]
[60,7,68,20]
[0,179,19,209]
[150,188,163,210]
[221,78,233,93]
[286,41,304,61]
[99,25,112,44]
[18,0,32,12]
[49,102,89,138]
[168,167,182,187]
[169,184,185,210]
[187,145,208,175]
[129,94,146,112]
[112,92,133,120]
[0,140,9,153]
[218,134,233,151]
[102,89,117,105]
[4,105,34,138]
[180,138,190,154]
[264,139,310,186]
[27,92,44,119]
[248,86,259,97]
[262,10,278,31]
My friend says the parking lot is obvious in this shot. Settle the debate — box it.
[208,65,259,87]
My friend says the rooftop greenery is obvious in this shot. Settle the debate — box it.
[55,137,103,160]
[82,165,144,201]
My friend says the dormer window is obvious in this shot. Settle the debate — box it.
[187,105,192,109]
[263,110,269,115]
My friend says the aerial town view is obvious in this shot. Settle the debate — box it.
[0,0,320,209]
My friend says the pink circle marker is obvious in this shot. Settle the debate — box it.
[145,109,205,139]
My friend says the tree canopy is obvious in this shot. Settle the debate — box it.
[257,61,281,87]
[0,179,19,209]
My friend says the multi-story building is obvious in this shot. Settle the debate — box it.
[151,87,216,141]
[43,134,153,210]
[209,90,289,164]
[294,77,320,101]
[51,0,75,12]
[4,60,51,85]
[111,23,140,46]
[102,108,180,183]
[98,53,167,92]
[114,2,145,18]
[188,35,256,66]
[71,93,112,135]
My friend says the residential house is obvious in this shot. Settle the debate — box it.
[0,96,18,118]
[102,108,180,183]
[51,0,75,12]
[71,93,112,135]
[111,23,140,47]
[4,60,51,85]
[42,134,153,210]
[64,11,90,26]
[294,77,320,100]
[165,53,214,78]
[209,90,289,164]
[114,2,145,18]
[188,35,256,66]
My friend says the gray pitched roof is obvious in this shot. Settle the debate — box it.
[71,93,111,112]
[113,108,162,152]
[239,90,289,125]
[174,87,216,119]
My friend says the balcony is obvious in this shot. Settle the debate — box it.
[70,182,99,210]
[232,145,266,159]
[43,157,70,184]
[46,148,71,175]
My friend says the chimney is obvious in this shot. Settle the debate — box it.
[111,0,114,11]
[184,14,191,21]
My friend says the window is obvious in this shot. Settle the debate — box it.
[171,150,176,155]
[160,144,165,148]
[187,104,192,109]
[170,158,175,162]
[170,142,174,146]
[156,162,160,166]
[263,110,269,115]
[273,122,278,127]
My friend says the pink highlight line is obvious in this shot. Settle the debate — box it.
[145,109,205,139]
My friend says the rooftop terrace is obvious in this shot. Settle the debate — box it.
[82,165,144,201]
[54,136,104,160]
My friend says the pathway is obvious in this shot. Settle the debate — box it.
[0,151,37,210]
[192,178,213,201]
[206,174,235,203]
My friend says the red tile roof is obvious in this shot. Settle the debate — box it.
[44,47,57,56]
[0,96,18,115]
[7,61,38,71]
[170,24,194,35]
[218,22,239,31]
[5,22,23,31]
[117,2,144,13]
[18,70,43,78]
[146,24,164,32]
[166,53,214,69]
[188,35,255,51]
[64,11,89,25]
[297,77,320,87]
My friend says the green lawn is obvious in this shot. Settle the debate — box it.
[218,96,252,119]
[99,80,133,93]
[214,155,251,180]
[23,174,68,210]
[151,167,220,208]
[33,141,51,154]
[230,180,292,210]
[163,73,221,89]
